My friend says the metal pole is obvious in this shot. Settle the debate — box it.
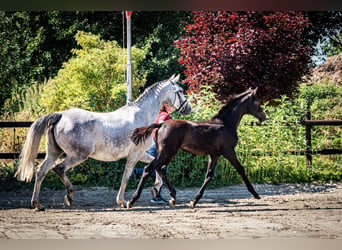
[126,12,132,103]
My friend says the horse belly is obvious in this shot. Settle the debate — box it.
[90,141,131,161]
[182,145,209,155]
[182,133,221,155]
[90,148,127,161]
[181,139,215,155]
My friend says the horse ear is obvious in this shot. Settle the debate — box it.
[169,74,175,81]
[253,87,258,95]
[174,74,180,83]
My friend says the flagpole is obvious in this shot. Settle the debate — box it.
[126,11,133,103]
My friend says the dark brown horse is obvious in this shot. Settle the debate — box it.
[127,88,266,209]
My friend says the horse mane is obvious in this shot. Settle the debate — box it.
[211,90,252,122]
[131,78,171,106]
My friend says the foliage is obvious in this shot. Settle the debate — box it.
[173,84,222,121]
[174,11,313,101]
[40,31,146,113]
[135,12,192,86]
[0,11,125,111]
[0,81,341,190]
[0,11,191,113]
[303,11,341,46]
[299,82,342,152]
[303,11,342,61]
[299,81,340,110]
[1,11,340,111]
[0,83,47,157]
[0,12,38,109]
[322,34,342,57]
[2,81,46,120]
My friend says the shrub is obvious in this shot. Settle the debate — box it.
[174,11,312,101]
[40,31,146,113]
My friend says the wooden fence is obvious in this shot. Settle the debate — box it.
[1,113,341,167]
[299,111,342,168]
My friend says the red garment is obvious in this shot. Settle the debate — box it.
[153,111,170,141]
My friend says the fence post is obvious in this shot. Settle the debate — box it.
[305,110,312,168]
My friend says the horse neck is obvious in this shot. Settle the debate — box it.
[224,98,249,130]
[135,83,172,122]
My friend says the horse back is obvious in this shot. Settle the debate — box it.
[54,108,144,160]
[158,119,237,156]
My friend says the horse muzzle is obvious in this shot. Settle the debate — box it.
[257,112,267,125]
[180,102,191,115]
[176,99,191,115]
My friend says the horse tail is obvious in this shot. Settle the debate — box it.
[15,113,62,182]
[130,123,162,145]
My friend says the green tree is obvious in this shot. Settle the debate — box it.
[304,11,342,49]
[303,11,342,63]
[0,11,191,113]
[0,11,124,111]
[322,34,342,57]
[40,31,146,113]
[0,12,36,108]
[132,12,192,86]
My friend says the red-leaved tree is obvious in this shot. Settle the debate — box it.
[174,11,312,101]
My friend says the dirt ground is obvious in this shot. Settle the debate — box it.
[0,182,341,239]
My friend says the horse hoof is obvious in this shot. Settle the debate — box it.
[125,201,133,209]
[32,201,45,211]
[64,194,73,206]
[116,199,124,207]
[169,199,176,207]
[189,201,196,209]
[35,206,45,212]
[254,194,261,199]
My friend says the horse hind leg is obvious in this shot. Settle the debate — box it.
[156,164,177,207]
[53,155,88,207]
[136,151,164,201]
[31,130,63,211]
[126,158,162,208]
[31,155,60,211]
[153,148,179,207]
[126,145,178,208]
[31,128,63,211]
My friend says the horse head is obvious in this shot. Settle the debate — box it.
[168,74,191,115]
[247,87,266,124]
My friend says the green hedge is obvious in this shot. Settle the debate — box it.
[1,82,341,191]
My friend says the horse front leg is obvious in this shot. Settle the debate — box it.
[224,149,260,199]
[116,157,140,207]
[190,155,218,209]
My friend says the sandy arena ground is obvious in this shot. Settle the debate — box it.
[0,183,341,239]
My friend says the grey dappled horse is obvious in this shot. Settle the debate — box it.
[15,74,191,210]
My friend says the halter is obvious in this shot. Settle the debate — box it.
[170,80,188,113]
